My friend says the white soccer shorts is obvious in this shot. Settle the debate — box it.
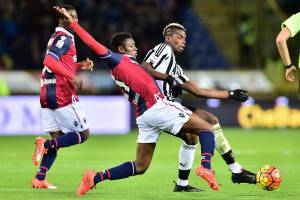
[136,99,192,143]
[41,100,89,134]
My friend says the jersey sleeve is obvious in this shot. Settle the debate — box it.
[175,65,190,84]
[143,44,172,68]
[47,35,71,60]
[98,50,122,69]
[282,12,300,37]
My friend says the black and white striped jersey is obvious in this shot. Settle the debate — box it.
[143,43,189,101]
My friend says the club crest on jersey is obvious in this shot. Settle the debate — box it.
[178,113,185,118]
[73,121,79,127]
[55,36,67,48]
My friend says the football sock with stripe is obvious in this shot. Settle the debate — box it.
[199,130,215,169]
[44,132,84,150]
[213,123,242,173]
[94,161,136,185]
[35,149,57,180]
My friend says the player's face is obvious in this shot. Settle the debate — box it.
[167,29,186,53]
[122,38,138,57]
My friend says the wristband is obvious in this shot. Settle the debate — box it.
[285,63,293,69]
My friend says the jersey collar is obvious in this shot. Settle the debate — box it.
[125,54,137,60]
[55,27,74,38]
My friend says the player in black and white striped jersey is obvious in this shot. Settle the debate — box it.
[142,23,256,192]
[143,39,188,101]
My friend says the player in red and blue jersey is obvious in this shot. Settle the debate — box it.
[110,32,256,192]
[31,5,93,189]
[55,6,221,195]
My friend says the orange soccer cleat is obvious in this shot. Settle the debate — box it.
[32,178,57,189]
[32,137,47,166]
[195,165,219,191]
[76,170,96,196]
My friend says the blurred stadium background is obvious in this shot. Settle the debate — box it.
[0,1,300,200]
[0,0,299,134]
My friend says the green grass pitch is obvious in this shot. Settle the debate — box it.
[0,128,299,200]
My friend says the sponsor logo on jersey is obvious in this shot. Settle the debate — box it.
[55,36,67,48]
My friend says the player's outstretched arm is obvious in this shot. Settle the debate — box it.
[53,6,108,56]
[182,80,248,102]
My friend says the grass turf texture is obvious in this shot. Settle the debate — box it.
[0,128,299,200]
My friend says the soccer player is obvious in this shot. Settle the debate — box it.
[111,32,200,191]
[31,5,93,189]
[54,6,221,195]
[276,12,300,82]
[141,23,257,190]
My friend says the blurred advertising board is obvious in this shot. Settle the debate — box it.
[0,70,272,95]
[0,96,130,135]
[181,96,300,128]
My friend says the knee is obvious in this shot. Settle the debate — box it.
[195,109,219,125]
[209,115,219,125]
[178,131,198,145]
[183,134,198,145]
[80,129,90,142]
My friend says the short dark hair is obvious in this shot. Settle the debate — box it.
[163,23,186,37]
[111,32,133,52]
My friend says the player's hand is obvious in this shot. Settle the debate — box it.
[285,65,297,82]
[170,84,182,98]
[79,58,94,71]
[228,89,248,102]
[72,76,83,91]
[53,6,74,24]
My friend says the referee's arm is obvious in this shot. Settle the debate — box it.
[276,27,297,82]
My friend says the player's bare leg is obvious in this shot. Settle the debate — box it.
[77,143,156,196]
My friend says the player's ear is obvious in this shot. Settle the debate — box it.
[118,46,126,54]
[165,35,171,43]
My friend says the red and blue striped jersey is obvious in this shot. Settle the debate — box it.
[102,51,164,117]
[40,27,78,109]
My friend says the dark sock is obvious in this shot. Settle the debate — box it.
[44,131,83,150]
[199,130,215,169]
[178,169,190,181]
[36,149,57,180]
[222,150,235,165]
[94,161,136,185]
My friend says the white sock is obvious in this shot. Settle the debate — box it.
[213,123,231,155]
[177,142,197,186]
[229,162,243,173]
[177,179,189,186]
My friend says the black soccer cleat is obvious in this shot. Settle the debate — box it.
[231,169,257,184]
[173,181,204,192]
